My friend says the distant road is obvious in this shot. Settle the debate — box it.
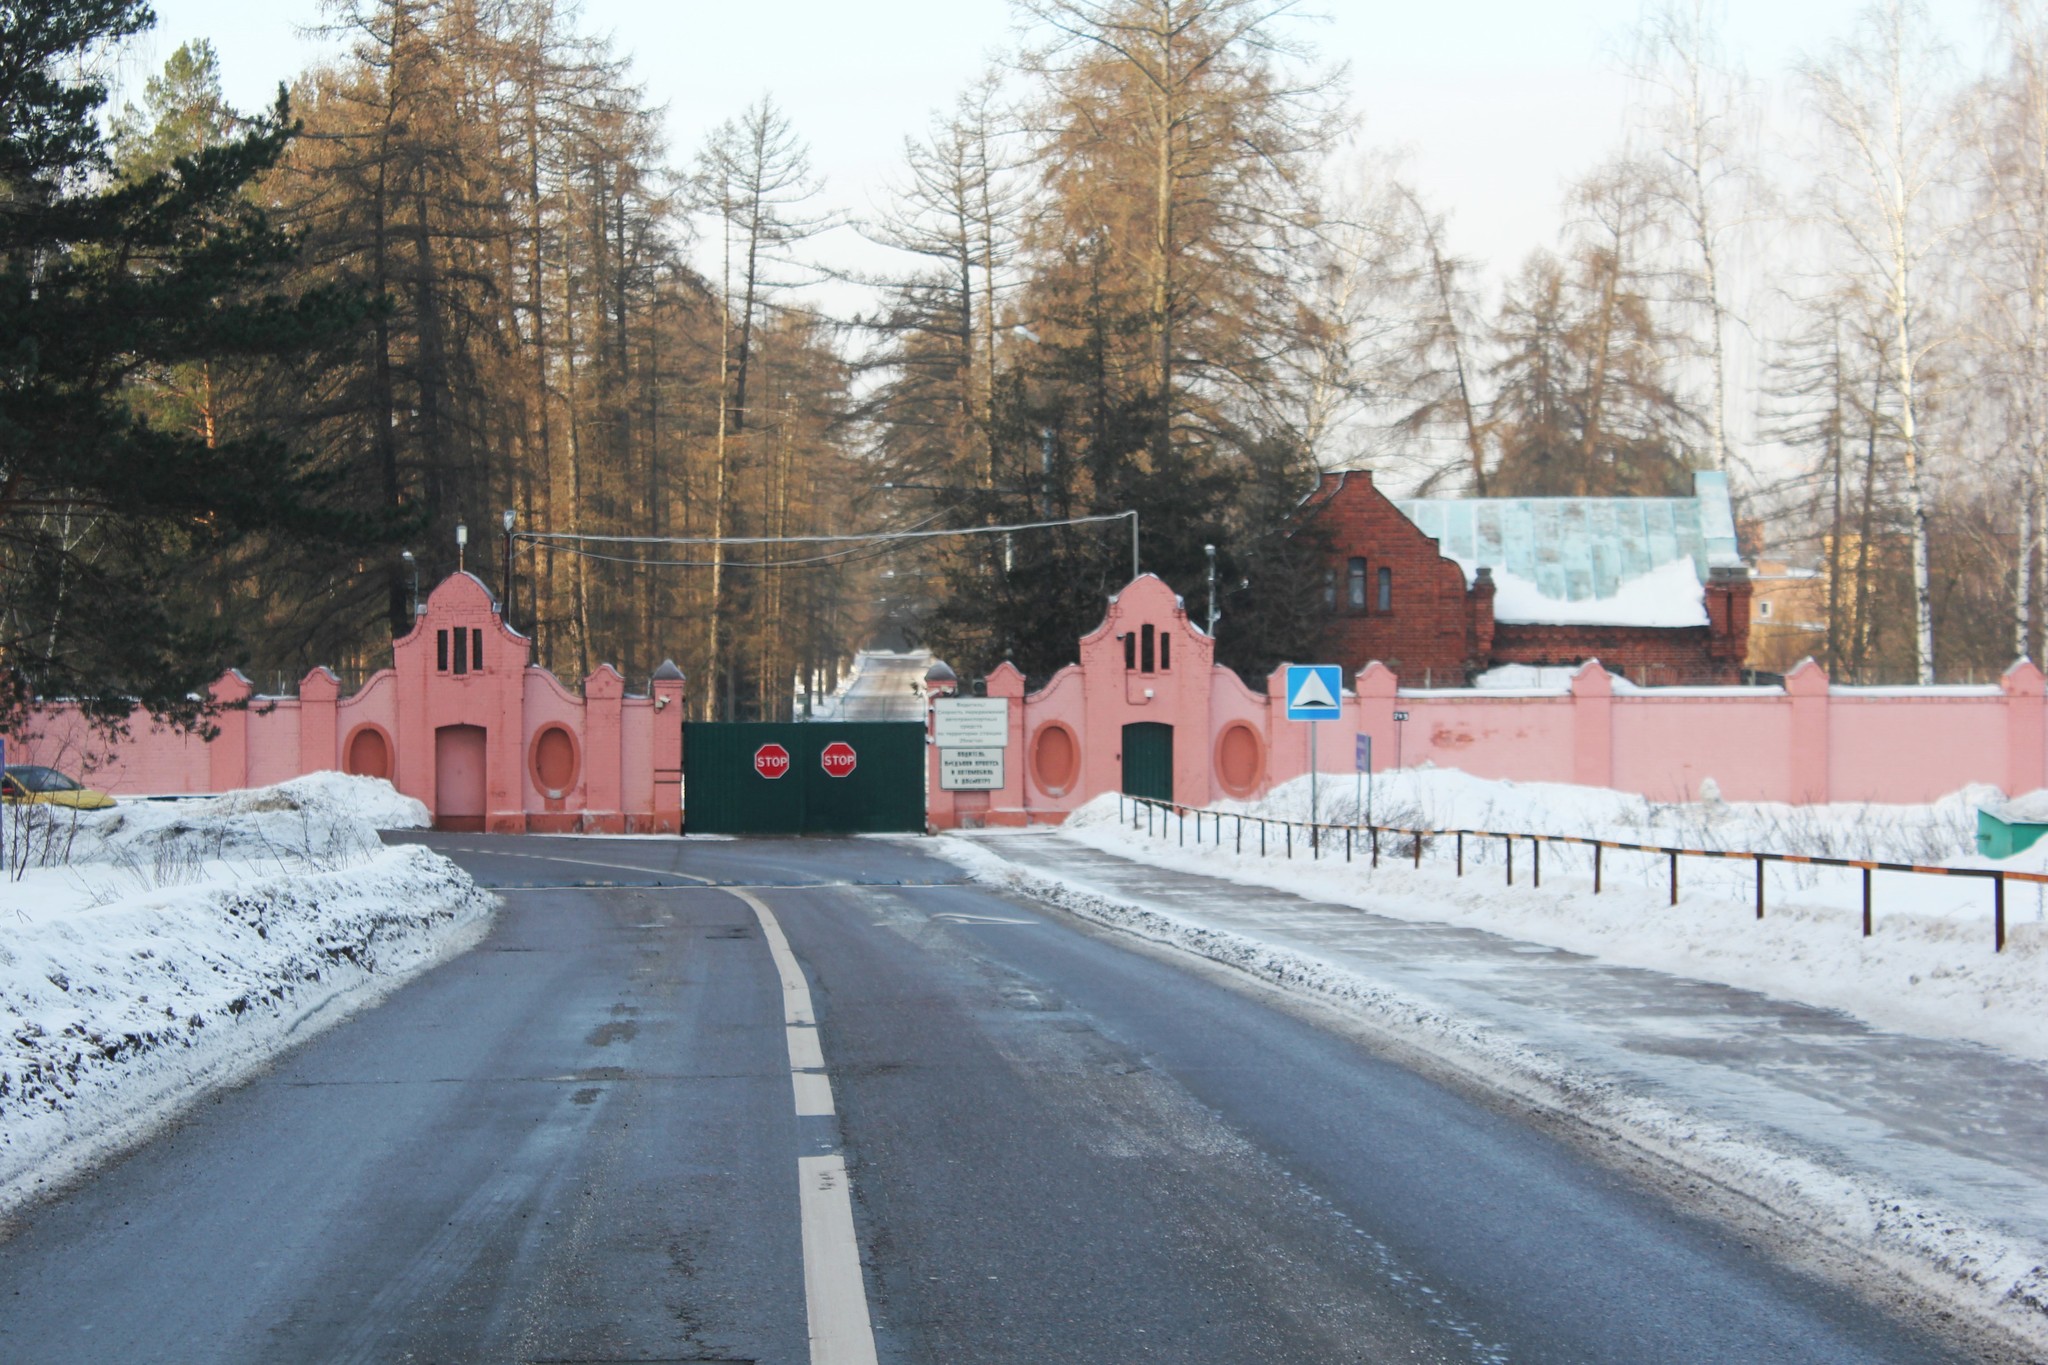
[0,835,1985,1364]
[824,649,930,722]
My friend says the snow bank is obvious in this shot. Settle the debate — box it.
[1488,557,1708,626]
[0,776,490,1213]
[1065,770,2048,1060]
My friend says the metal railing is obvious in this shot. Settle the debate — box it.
[1117,794,2036,953]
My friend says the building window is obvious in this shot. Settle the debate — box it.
[1347,557,1367,610]
[1141,623,1156,674]
[1159,631,1170,671]
[452,625,469,676]
[1377,567,1392,613]
[1757,599,1773,620]
[1124,632,1136,669]
[1322,568,1336,609]
[472,629,484,671]
[436,630,449,672]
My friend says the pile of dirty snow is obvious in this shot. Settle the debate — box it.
[0,774,492,1212]
[1058,769,2048,1060]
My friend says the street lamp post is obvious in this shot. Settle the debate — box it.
[401,550,419,619]
[501,508,516,624]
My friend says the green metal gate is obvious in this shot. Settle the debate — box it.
[1121,722,1174,803]
[683,722,926,835]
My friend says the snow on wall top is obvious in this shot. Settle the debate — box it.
[1396,471,1742,626]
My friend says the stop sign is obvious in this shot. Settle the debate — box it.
[820,740,857,778]
[753,743,791,779]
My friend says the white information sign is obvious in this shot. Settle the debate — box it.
[934,697,1009,748]
[939,746,1005,790]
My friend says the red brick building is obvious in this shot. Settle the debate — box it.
[1298,470,1753,687]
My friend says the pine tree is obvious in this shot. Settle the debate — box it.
[0,1,373,730]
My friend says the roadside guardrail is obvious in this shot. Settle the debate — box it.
[1118,794,2034,953]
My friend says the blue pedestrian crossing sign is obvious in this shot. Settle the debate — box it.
[1284,664,1344,721]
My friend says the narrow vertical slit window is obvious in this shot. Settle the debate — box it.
[453,626,469,676]
[1377,567,1393,613]
[1348,557,1367,610]
[1159,631,1170,671]
[472,630,484,672]
[436,630,449,672]
[1124,633,1136,670]
[1140,623,1156,674]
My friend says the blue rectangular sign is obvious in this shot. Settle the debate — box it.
[1284,664,1343,721]
[1354,733,1371,772]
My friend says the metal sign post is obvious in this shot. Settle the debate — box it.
[1355,732,1372,825]
[1283,665,1343,839]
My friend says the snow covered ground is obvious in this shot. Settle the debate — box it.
[932,770,2048,1352]
[1092,768,2047,1059]
[0,774,494,1215]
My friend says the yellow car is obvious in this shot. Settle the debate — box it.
[1,765,116,810]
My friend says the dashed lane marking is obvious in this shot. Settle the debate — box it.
[724,886,878,1365]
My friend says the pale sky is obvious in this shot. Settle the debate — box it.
[131,0,1991,300]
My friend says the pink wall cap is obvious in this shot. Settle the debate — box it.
[209,669,254,703]
[1354,661,1399,697]
[985,661,1027,697]
[651,659,685,683]
[1569,659,1614,697]
[299,666,341,698]
[583,662,626,698]
[2003,658,2045,696]
[1784,657,1830,696]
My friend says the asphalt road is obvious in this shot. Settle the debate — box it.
[0,834,1979,1363]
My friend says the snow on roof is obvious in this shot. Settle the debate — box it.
[1492,559,1708,627]
[1396,471,1743,627]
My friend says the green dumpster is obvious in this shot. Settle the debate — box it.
[1977,806,2048,859]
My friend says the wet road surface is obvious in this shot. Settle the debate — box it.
[0,834,1982,1362]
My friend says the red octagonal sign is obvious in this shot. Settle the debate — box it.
[820,740,858,778]
[753,743,791,779]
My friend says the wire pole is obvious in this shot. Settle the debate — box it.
[1130,510,1140,580]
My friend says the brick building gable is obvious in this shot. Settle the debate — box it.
[1298,471,1753,686]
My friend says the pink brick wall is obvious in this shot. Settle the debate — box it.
[926,577,2048,828]
[3,572,684,833]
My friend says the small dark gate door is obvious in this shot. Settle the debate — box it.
[1121,722,1174,803]
[683,722,925,835]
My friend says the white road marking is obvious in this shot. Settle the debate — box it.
[791,1071,837,1117]
[930,912,1036,925]
[787,1026,825,1071]
[509,851,715,884]
[797,1154,880,1365]
[725,887,878,1365]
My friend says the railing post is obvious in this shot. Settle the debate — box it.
[1669,851,1678,906]
[1862,867,1872,937]
[1179,807,1185,847]
[1593,843,1602,894]
[1237,815,1243,854]
[1371,826,1379,868]
[1755,855,1765,919]
[1260,819,1266,856]
[1533,837,1541,888]
[1456,832,1463,876]
[1346,825,1353,862]
[1996,872,2007,953]
[1413,830,1422,869]
[1286,823,1292,859]
[1506,836,1513,886]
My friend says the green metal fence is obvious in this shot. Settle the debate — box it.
[683,722,926,835]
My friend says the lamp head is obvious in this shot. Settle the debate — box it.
[455,522,468,549]
[502,508,515,534]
